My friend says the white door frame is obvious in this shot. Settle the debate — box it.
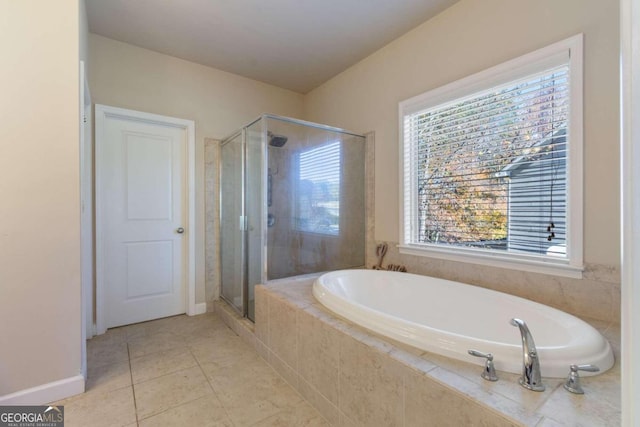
[79,61,91,381]
[94,104,197,335]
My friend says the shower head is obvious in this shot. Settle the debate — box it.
[268,131,288,147]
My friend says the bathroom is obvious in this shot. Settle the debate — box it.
[1,0,634,425]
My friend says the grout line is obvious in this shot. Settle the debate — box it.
[223,297,327,422]
[297,372,337,426]
[126,342,140,427]
[135,394,220,424]
[190,345,237,426]
[130,357,199,386]
[217,299,333,424]
[131,318,236,424]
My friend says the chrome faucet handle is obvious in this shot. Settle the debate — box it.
[468,349,498,381]
[563,364,599,394]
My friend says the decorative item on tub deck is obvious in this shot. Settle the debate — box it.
[372,242,407,272]
[373,243,388,269]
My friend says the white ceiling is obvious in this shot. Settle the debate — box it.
[86,0,458,94]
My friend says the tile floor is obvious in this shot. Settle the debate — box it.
[53,313,328,426]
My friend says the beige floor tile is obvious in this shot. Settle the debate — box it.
[252,399,329,427]
[86,360,132,393]
[134,365,214,420]
[204,363,278,398]
[87,339,129,369]
[122,313,226,343]
[130,347,198,384]
[122,322,160,342]
[185,324,239,348]
[128,330,187,359]
[122,315,181,341]
[182,324,234,344]
[190,332,260,368]
[208,363,304,426]
[78,312,324,427]
[224,398,286,426]
[91,327,128,345]
[223,384,306,427]
[55,386,136,427]
[166,313,229,337]
[138,395,233,427]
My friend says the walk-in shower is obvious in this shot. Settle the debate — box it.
[219,115,366,320]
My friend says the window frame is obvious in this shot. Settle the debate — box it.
[398,34,583,278]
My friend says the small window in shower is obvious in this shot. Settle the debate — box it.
[295,141,341,236]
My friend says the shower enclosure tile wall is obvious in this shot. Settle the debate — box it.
[220,132,244,312]
[217,115,366,321]
[204,139,221,305]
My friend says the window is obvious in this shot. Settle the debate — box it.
[295,141,341,235]
[399,35,583,277]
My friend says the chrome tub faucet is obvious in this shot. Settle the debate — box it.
[510,318,545,391]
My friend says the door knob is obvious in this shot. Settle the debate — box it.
[176,227,185,234]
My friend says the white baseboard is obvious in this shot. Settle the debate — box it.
[189,302,207,316]
[0,375,85,405]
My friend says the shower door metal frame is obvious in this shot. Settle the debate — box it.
[246,114,364,138]
[219,125,268,319]
[246,119,268,321]
[219,129,247,317]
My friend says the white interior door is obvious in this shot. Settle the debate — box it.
[97,106,189,329]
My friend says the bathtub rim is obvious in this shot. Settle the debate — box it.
[312,269,614,378]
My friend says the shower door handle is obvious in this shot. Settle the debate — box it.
[239,216,248,231]
[176,227,185,234]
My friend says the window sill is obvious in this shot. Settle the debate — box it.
[398,244,583,279]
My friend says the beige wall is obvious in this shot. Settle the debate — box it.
[304,0,620,269]
[88,34,304,303]
[0,1,82,395]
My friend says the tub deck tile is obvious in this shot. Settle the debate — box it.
[238,278,622,427]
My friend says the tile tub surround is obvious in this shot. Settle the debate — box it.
[247,276,620,427]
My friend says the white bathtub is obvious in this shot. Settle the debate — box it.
[312,269,614,378]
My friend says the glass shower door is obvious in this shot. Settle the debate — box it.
[220,132,244,313]
[245,121,266,321]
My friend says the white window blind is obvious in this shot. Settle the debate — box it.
[404,63,571,259]
[295,141,341,235]
[400,35,583,276]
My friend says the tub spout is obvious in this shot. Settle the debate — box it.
[510,318,545,391]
